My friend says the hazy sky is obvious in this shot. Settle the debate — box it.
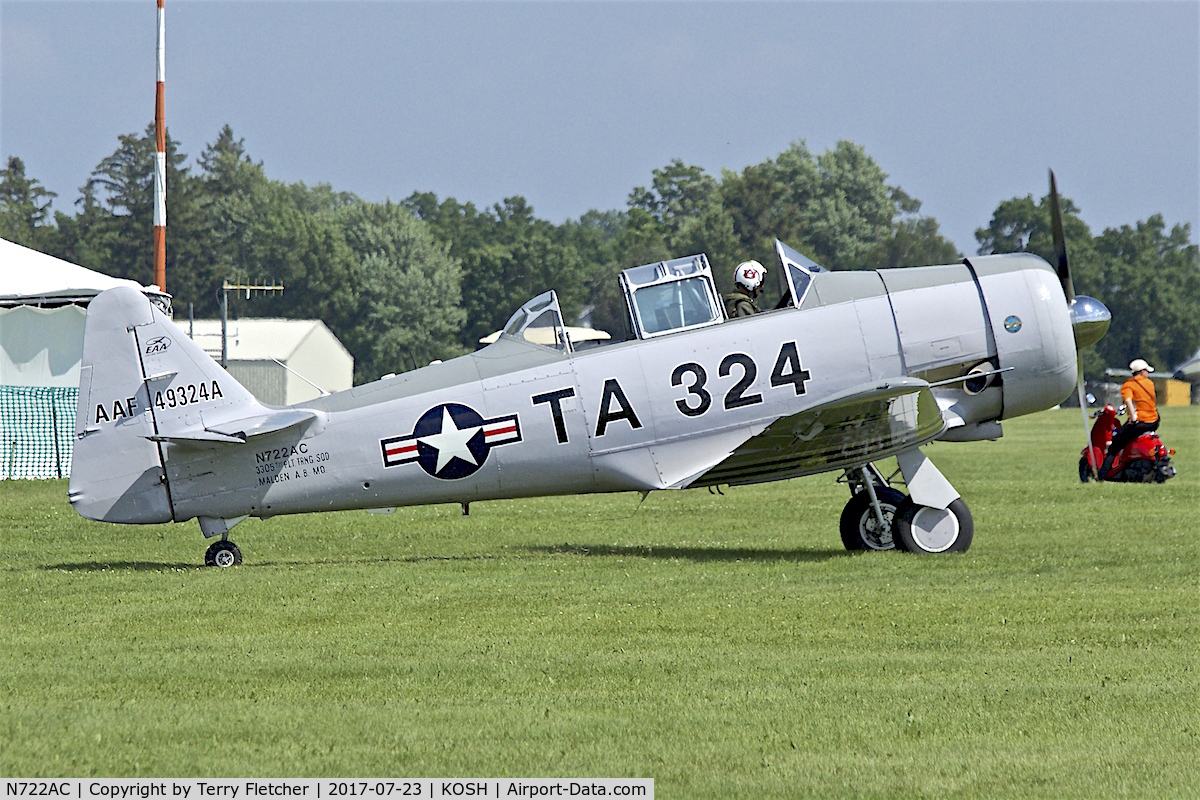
[2,1,1197,255]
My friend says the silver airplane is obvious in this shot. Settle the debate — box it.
[68,174,1110,565]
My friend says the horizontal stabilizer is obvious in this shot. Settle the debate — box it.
[693,378,946,487]
[148,409,319,446]
[208,408,318,439]
[148,430,246,445]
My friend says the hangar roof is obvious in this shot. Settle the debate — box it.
[186,318,352,363]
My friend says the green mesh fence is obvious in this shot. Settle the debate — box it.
[0,386,78,480]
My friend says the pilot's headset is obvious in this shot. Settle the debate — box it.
[734,260,767,293]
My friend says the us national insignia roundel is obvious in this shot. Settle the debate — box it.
[380,403,521,480]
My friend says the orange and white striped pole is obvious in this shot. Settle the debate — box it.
[152,0,167,292]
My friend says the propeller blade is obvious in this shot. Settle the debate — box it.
[1076,360,1099,479]
[1049,169,1074,302]
[1052,170,1105,481]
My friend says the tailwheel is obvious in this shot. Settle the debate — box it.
[894,497,973,554]
[204,540,243,568]
[839,486,905,551]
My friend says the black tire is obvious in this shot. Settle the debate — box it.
[1121,459,1156,483]
[204,540,243,568]
[839,486,906,551]
[894,497,973,554]
[1078,456,1093,483]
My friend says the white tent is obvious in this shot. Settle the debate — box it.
[0,239,171,478]
[0,237,164,306]
[0,238,166,387]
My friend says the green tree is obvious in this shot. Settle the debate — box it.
[334,200,465,380]
[864,188,961,268]
[975,192,1200,374]
[802,141,896,269]
[975,193,1093,261]
[559,207,672,340]
[0,156,56,247]
[629,159,739,290]
[192,125,272,311]
[1091,217,1200,372]
[52,124,202,300]
[720,140,956,285]
[407,193,587,349]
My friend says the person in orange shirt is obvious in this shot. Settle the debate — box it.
[1098,358,1159,480]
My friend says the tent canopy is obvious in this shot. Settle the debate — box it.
[0,237,164,305]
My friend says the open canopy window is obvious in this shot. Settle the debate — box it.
[775,238,825,309]
[499,290,571,351]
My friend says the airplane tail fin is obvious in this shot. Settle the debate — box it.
[68,286,274,524]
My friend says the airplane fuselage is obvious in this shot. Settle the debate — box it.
[147,255,1075,523]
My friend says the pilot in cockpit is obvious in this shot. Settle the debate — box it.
[724,260,767,318]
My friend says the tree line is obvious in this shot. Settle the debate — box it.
[2,124,1197,383]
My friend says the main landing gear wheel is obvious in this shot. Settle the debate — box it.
[839,486,906,551]
[894,497,973,554]
[204,540,243,568]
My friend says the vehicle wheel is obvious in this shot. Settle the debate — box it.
[204,540,243,568]
[1121,460,1155,483]
[1078,456,1093,483]
[894,497,973,554]
[839,486,906,551]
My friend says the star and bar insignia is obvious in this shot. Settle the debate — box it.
[380,403,521,480]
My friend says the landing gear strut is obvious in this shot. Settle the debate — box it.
[838,451,974,554]
[839,465,904,551]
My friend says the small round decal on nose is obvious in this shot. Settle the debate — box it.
[1004,315,1022,333]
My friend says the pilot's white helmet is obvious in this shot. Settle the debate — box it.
[734,260,767,292]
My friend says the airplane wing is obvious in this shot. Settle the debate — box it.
[688,378,946,487]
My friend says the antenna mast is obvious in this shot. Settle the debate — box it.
[153,0,167,292]
[220,278,285,368]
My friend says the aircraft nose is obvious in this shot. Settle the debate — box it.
[1069,295,1110,349]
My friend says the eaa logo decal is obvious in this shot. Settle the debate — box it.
[144,335,171,355]
[380,403,521,480]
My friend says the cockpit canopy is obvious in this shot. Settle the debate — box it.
[615,241,826,340]
[499,290,570,351]
[619,255,725,339]
[494,240,829,351]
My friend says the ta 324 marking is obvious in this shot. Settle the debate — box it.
[380,403,521,480]
[668,340,811,419]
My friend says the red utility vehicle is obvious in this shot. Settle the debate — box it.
[1079,404,1176,483]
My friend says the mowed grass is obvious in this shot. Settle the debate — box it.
[1,407,1196,796]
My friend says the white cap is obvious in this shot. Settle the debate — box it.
[1129,358,1154,374]
[734,260,766,292]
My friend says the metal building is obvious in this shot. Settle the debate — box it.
[187,319,353,406]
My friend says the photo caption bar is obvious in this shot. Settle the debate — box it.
[1,780,652,800]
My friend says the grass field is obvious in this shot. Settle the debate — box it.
[1,407,1197,796]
